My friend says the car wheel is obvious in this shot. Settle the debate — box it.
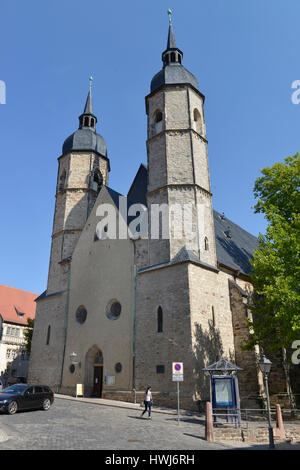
[42,398,51,411]
[7,401,18,415]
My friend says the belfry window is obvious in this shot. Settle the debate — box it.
[204,237,209,251]
[59,169,66,192]
[155,111,163,123]
[171,52,176,62]
[92,169,103,193]
[84,116,89,127]
[193,109,202,134]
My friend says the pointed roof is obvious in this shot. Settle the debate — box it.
[83,88,93,115]
[203,358,243,372]
[167,22,177,49]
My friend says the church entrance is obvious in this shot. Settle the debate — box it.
[85,346,103,398]
[93,365,103,397]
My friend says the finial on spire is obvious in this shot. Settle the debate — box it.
[167,9,172,24]
[89,76,93,92]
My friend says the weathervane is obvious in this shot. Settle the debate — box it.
[89,76,93,92]
[167,9,172,24]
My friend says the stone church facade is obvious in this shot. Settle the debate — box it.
[28,20,295,410]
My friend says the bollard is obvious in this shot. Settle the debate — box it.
[205,402,214,442]
[275,404,286,440]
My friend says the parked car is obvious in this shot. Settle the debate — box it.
[0,384,54,415]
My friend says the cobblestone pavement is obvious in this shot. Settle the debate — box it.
[0,398,298,451]
[0,397,234,450]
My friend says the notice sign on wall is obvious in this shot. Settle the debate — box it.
[76,384,84,397]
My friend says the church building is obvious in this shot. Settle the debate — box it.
[28,17,293,410]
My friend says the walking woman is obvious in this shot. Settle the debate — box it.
[141,386,152,419]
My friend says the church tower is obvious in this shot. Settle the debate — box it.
[135,14,222,407]
[146,13,217,268]
[28,84,110,388]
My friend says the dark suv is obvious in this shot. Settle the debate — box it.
[0,384,54,415]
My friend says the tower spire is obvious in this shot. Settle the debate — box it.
[162,10,183,67]
[79,77,97,129]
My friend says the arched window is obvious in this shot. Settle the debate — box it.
[193,108,202,134]
[46,325,51,345]
[150,110,163,137]
[204,237,209,251]
[84,116,89,127]
[171,52,176,62]
[157,306,163,333]
[155,110,163,123]
[92,169,103,193]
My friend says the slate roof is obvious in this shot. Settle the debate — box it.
[213,211,258,275]
[150,18,199,94]
[62,128,107,156]
[62,89,107,156]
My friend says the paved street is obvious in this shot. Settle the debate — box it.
[0,396,249,451]
[0,396,299,451]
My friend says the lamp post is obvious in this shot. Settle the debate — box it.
[69,352,82,397]
[70,352,79,365]
[258,355,275,449]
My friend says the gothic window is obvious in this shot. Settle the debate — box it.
[193,108,202,134]
[46,325,51,345]
[204,237,209,251]
[157,306,163,333]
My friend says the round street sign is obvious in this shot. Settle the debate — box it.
[172,362,183,374]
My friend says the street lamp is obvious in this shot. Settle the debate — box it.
[258,355,275,449]
[70,352,79,365]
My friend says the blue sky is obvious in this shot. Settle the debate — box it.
[0,0,299,294]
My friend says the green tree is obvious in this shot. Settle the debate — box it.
[23,318,34,355]
[244,153,300,353]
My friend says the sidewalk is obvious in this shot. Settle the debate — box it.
[54,393,196,416]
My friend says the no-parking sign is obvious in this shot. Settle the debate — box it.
[172,362,184,381]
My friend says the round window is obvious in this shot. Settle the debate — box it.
[115,362,122,373]
[69,364,75,374]
[106,300,122,320]
[76,306,87,324]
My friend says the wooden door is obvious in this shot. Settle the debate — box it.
[93,365,103,397]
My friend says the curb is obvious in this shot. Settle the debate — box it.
[54,394,198,417]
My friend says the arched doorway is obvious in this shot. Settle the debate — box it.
[84,346,103,397]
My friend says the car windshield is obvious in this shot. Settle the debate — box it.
[2,385,28,394]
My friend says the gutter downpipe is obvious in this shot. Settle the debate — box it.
[133,264,137,403]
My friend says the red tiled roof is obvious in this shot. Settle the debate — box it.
[0,285,37,325]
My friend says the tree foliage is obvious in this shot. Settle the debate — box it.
[244,153,300,353]
[23,318,34,355]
